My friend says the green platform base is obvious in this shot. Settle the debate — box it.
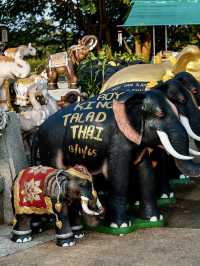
[132,196,176,209]
[157,197,176,206]
[86,217,165,235]
[170,177,191,187]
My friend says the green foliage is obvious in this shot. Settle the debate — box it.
[27,57,47,73]
[77,45,138,96]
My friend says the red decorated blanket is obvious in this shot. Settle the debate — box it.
[13,166,56,215]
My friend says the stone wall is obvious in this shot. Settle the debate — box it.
[0,112,28,224]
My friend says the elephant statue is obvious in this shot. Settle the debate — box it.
[4,43,36,59]
[100,45,200,92]
[0,44,36,110]
[31,84,200,228]
[47,35,98,90]
[15,72,59,132]
[98,72,200,199]
[11,165,103,247]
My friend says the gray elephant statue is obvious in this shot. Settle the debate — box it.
[11,165,103,247]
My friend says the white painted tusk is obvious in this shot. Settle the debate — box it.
[189,148,200,156]
[157,130,194,160]
[180,115,200,141]
[96,197,103,210]
[81,196,99,216]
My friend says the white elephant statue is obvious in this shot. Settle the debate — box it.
[0,43,36,110]
[17,73,58,132]
[4,43,36,59]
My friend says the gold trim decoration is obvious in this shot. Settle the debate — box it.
[56,217,63,229]
[162,70,175,81]
[145,80,158,90]
[12,218,17,226]
[66,167,93,182]
[55,202,62,213]
[168,55,177,66]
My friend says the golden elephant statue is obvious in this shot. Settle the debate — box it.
[101,45,200,92]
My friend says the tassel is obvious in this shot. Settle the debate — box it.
[118,30,123,47]
[56,220,63,230]
[12,217,17,226]
[55,201,62,213]
[55,214,63,229]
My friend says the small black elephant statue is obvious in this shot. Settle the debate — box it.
[31,83,200,229]
[11,165,103,247]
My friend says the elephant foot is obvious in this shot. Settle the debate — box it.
[139,205,161,221]
[179,174,189,179]
[149,215,163,222]
[11,230,32,243]
[110,220,132,228]
[72,225,85,239]
[160,192,174,199]
[56,233,76,247]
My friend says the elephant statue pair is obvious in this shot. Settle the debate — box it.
[31,76,200,228]
[47,35,98,91]
[11,165,103,247]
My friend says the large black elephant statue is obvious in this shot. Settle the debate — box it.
[11,165,102,247]
[31,83,200,228]
[151,72,200,197]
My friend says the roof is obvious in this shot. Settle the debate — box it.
[124,0,200,26]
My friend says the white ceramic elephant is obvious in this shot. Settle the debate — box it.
[18,76,58,131]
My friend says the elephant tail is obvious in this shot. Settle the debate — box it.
[30,130,40,166]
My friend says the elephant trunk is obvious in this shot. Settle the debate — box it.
[157,126,200,177]
[175,159,200,177]
[81,35,98,51]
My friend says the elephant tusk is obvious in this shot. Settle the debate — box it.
[96,197,103,210]
[81,196,99,216]
[189,148,200,156]
[96,197,104,214]
[156,130,194,160]
[180,115,200,141]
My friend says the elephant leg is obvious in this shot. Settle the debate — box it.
[167,154,183,179]
[11,214,32,243]
[55,202,75,247]
[65,61,78,89]
[0,79,11,111]
[47,68,58,90]
[107,149,131,228]
[69,201,84,239]
[155,149,174,199]
[136,154,162,221]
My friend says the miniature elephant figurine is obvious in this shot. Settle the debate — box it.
[47,35,98,90]
[11,165,103,247]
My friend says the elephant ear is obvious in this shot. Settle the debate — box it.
[113,99,142,145]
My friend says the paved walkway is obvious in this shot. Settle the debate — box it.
[1,179,200,266]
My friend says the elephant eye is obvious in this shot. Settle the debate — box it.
[191,88,198,94]
[155,111,165,118]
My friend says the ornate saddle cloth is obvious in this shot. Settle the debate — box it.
[49,52,68,68]
[13,166,56,215]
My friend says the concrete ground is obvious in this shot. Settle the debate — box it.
[1,179,200,266]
